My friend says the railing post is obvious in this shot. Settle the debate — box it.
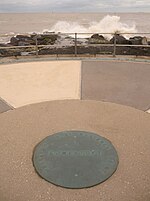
[75,33,77,57]
[113,33,117,57]
[35,34,38,57]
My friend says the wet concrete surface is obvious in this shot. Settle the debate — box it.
[81,60,150,111]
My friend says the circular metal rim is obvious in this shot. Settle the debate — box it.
[32,130,119,189]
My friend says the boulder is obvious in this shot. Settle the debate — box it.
[89,34,109,44]
[0,43,11,47]
[9,33,59,46]
[37,34,58,45]
[10,35,35,46]
[129,36,148,45]
[10,37,19,46]
[91,34,105,40]
[110,34,129,44]
[0,49,21,57]
[18,41,33,46]
[16,35,31,40]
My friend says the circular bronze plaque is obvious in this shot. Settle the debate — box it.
[33,131,119,189]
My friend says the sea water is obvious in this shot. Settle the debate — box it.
[0,12,150,42]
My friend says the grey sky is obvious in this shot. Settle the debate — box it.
[0,0,150,12]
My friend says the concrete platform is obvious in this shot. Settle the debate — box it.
[0,61,81,108]
[0,60,150,201]
[0,100,150,201]
[82,60,150,111]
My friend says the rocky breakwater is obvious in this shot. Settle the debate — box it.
[0,32,150,57]
[109,34,150,56]
[0,32,59,57]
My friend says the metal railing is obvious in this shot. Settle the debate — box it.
[0,32,150,58]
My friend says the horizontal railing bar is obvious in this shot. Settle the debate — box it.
[0,44,73,49]
[0,44,150,50]
[71,33,150,35]
[0,34,31,37]
[0,32,150,37]
[0,45,36,49]
[79,44,150,47]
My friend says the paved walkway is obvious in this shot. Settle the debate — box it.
[81,60,150,111]
[0,61,81,108]
[0,100,150,201]
[0,60,150,201]
[0,60,149,111]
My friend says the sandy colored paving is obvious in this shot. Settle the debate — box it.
[0,61,81,108]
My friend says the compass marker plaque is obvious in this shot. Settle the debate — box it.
[33,131,119,189]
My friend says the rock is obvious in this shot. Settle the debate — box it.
[0,50,6,57]
[10,35,35,46]
[0,43,11,47]
[91,34,105,40]
[16,35,31,40]
[39,46,74,55]
[1,44,150,57]
[37,34,58,45]
[18,41,32,46]
[16,35,35,45]
[10,37,19,46]
[89,34,109,44]
[116,46,150,56]
[38,46,113,55]
[129,36,148,45]
[9,33,59,47]
[10,33,60,46]
[21,51,36,56]
[1,33,150,57]
[110,34,129,44]
[0,48,21,57]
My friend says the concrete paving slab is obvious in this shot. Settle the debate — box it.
[81,60,150,111]
[0,61,81,108]
[0,100,150,201]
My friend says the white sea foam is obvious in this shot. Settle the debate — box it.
[48,15,137,39]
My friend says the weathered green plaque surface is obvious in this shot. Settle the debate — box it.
[33,131,119,189]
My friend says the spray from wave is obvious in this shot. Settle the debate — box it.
[43,15,137,39]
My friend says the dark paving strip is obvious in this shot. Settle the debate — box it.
[0,97,14,113]
[81,60,150,111]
